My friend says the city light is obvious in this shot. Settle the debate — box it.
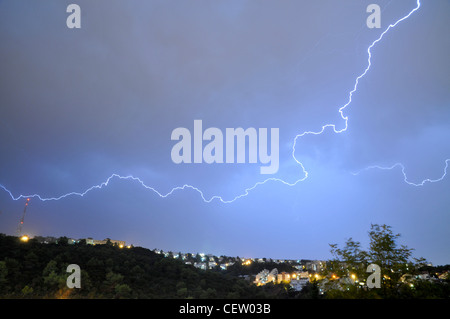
[20,235,29,242]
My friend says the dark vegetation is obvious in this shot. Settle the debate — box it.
[1,224,448,299]
[0,234,269,299]
[323,224,450,299]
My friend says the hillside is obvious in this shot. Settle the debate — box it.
[0,234,273,299]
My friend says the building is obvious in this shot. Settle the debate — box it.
[208,261,217,269]
[254,269,270,285]
[194,262,207,270]
[277,272,291,283]
[416,272,431,281]
[267,269,278,283]
[90,238,126,247]
[305,260,326,272]
[220,262,234,270]
[254,269,278,286]
[295,271,310,279]
[290,278,309,291]
[33,236,58,244]
[438,272,449,280]
[68,238,80,245]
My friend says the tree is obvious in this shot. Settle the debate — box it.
[57,236,69,246]
[0,261,8,291]
[297,281,320,299]
[114,283,132,298]
[21,285,34,297]
[329,225,414,271]
[42,260,67,293]
[367,224,413,268]
[327,224,421,298]
[367,224,414,296]
[200,287,217,299]
[103,271,124,296]
[24,251,39,270]
[176,282,188,298]
[4,258,20,290]
[329,237,368,278]
[43,260,58,277]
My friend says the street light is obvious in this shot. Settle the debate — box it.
[20,235,29,242]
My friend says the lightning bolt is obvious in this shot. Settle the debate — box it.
[0,0,446,204]
[352,159,450,187]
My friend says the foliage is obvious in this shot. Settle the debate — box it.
[0,233,269,299]
[324,224,449,299]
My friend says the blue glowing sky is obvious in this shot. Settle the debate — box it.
[0,0,449,264]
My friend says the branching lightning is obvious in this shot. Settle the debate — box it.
[352,159,450,187]
[0,0,447,205]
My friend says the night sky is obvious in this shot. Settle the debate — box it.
[1,1,449,264]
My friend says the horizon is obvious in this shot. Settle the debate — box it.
[8,231,447,267]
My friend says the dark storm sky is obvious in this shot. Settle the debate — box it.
[0,0,449,264]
